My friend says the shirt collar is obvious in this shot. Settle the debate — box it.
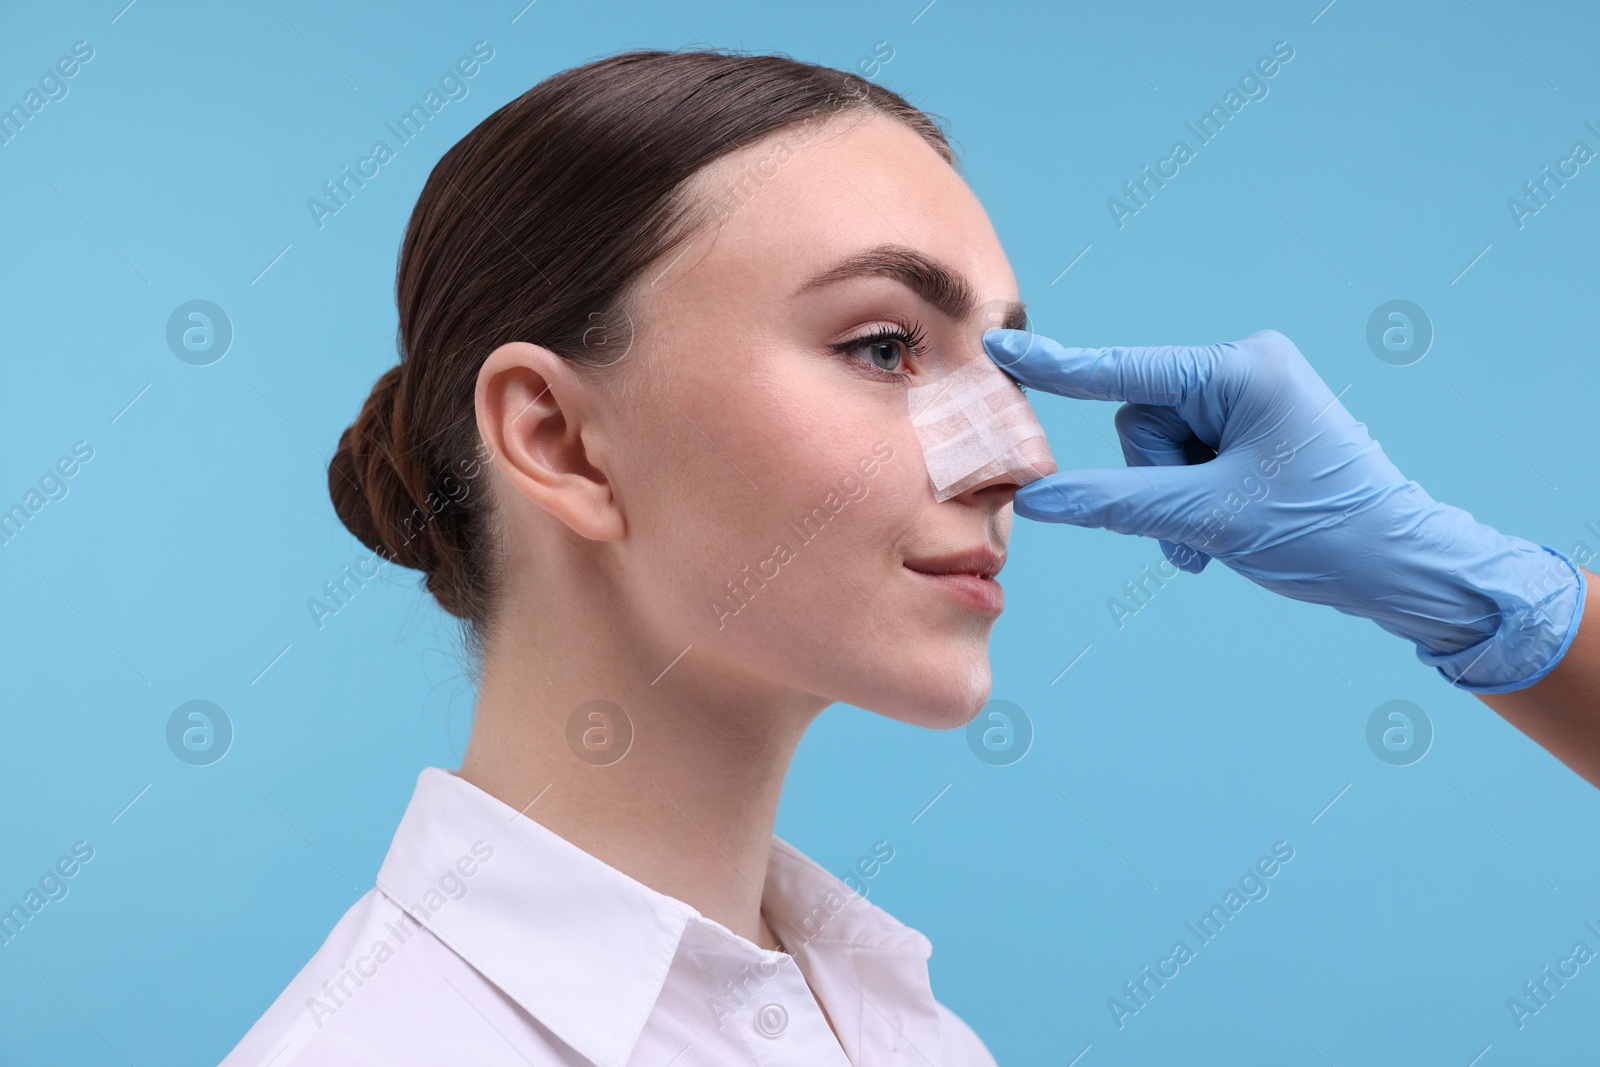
[763,835,932,959]
[374,767,931,1067]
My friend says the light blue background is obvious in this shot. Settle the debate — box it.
[3,0,1597,1063]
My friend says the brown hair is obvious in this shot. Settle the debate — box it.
[328,48,955,657]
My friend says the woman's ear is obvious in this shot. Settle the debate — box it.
[475,341,624,542]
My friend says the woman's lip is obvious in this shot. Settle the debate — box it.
[905,567,1004,614]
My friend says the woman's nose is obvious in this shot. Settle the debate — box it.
[907,355,1057,502]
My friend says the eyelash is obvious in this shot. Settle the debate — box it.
[829,316,930,382]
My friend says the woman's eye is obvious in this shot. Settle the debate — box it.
[831,322,927,380]
[858,339,905,372]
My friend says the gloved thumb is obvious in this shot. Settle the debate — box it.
[1014,461,1216,544]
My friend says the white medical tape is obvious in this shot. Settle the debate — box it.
[907,357,1056,502]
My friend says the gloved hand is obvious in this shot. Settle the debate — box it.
[984,327,1586,693]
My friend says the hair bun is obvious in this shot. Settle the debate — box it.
[328,364,436,576]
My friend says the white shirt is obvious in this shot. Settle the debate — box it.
[222,767,998,1066]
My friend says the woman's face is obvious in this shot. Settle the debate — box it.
[598,110,1049,728]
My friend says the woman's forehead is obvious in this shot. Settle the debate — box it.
[661,114,1016,314]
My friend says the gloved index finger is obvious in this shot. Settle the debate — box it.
[983,328,1226,409]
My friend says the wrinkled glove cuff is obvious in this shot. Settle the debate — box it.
[1415,544,1587,694]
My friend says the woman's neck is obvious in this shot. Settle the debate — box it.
[458,592,824,952]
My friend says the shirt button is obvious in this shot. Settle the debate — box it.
[754,1003,788,1038]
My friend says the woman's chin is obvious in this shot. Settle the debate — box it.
[863,656,992,730]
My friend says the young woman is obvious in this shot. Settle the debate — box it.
[224,48,1038,1066]
[224,44,1599,1067]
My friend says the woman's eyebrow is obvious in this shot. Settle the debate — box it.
[795,243,1028,329]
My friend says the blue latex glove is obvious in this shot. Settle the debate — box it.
[984,327,1586,694]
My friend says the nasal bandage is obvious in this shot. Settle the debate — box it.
[907,357,1057,502]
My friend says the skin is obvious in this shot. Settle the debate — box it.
[1478,568,1600,788]
[458,111,1038,968]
